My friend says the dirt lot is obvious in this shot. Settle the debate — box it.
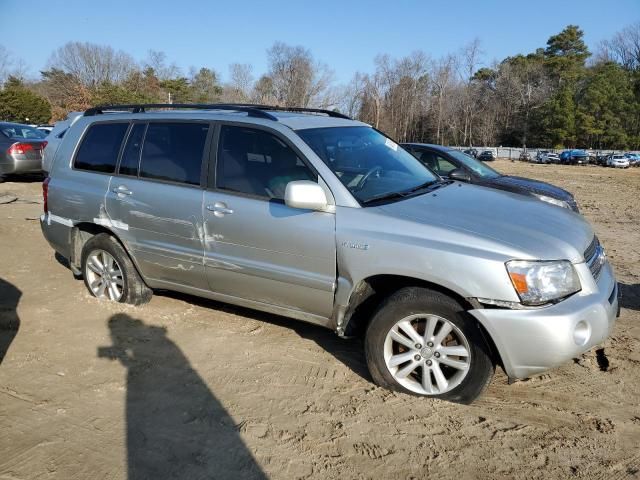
[1,161,639,480]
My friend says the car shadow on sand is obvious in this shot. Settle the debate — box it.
[0,173,46,184]
[157,291,372,383]
[619,282,640,311]
[0,278,21,365]
[98,313,267,480]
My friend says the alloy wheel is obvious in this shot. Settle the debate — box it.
[383,313,471,395]
[85,249,124,301]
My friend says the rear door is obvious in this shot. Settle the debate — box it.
[202,123,336,318]
[105,121,211,290]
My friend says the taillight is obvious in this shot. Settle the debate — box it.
[8,142,35,155]
[43,177,50,214]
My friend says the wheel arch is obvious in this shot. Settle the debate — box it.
[340,274,504,371]
[70,222,147,284]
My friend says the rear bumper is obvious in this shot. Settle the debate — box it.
[470,261,618,379]
[0,154,42,175]
[40,213,73,259]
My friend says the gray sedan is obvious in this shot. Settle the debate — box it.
[0,122,48,182]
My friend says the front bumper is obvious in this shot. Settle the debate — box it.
[469,261,618,379]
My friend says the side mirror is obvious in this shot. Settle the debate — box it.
[448,168,471,182]
[284,181,329,211]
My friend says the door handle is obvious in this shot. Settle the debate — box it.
[113,185,133,196]
[206,203,233,216]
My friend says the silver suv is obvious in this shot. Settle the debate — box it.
[40,104,619,403]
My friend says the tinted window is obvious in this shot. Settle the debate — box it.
[216,126,316,199]
[119,123,146,176]
[139,123,208,185]
[74,123,128,173]
[411,149,457,176]
[447,150,500,179]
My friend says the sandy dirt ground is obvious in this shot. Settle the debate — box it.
[0,161,639,480]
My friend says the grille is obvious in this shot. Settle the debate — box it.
[584,236,598,263]
[584,236,605,281]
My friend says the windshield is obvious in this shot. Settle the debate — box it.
[297,126,439,204]
[0,124,47,140]
[447,150,501,179]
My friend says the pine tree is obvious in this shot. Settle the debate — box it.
[0,77,52,124]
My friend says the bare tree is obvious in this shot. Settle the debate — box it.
[596,22,640,70]
[144,50,181,81]
[430,55,455,144]
[222,63,254,103]
[457,39,484,145]
[48,42,136,87]
[0,46,28,85]
[337,72,367,118]
[266,42,333,107]
[252,75,276,105]
[0,46,13,85]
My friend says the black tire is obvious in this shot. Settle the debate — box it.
[365,287,494,404]
[80,233,152,305]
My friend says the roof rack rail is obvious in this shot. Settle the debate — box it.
[83,103,278,120]
[231,104,352,120]
[83,103,352,121]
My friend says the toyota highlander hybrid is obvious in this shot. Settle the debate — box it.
[40,104,619,403]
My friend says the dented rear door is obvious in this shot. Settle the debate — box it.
[104,121,210,290]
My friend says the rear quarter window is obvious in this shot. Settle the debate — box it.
[74,123,129,173]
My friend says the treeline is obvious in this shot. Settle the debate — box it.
[0,23,639,149]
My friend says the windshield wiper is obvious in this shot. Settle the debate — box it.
[361,191,408,205]
[361,180,447,206]
[403,180,440,194]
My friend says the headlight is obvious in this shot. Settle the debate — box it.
[534,194,570,209]
[506,260,581,306]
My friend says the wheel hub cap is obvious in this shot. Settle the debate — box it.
[420,346,434,359]
[383,314,471,396]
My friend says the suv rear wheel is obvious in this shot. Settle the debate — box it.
[80,233,152,305]
[365,287,494,404]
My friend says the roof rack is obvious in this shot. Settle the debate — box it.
[83,103,351,121]
[84,103,278,120]
[232,104,352,120]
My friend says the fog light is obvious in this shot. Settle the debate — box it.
[573,320,591,346]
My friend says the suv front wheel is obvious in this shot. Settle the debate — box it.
[80,233,152,305]
[365,287,494,404]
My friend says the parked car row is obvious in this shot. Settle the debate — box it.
[523,149,639,168]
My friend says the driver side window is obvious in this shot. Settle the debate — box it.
[414,150,457,176]
[216,125,317,200]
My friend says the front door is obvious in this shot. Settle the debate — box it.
[105,121,211,290]
[203,124,336,318]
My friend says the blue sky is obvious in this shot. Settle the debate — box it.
[1,0,638,83]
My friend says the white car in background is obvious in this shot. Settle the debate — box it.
[36,125,54,134]
[536,151,560,164]
[607,154,630,168]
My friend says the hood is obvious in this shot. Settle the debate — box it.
[481,175,574,201]
[377,182,592,263]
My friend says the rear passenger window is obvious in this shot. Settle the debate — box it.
[119,123,146,176]
[139,123,208,185]
[216,126,316,200]
[74,123,128,173]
